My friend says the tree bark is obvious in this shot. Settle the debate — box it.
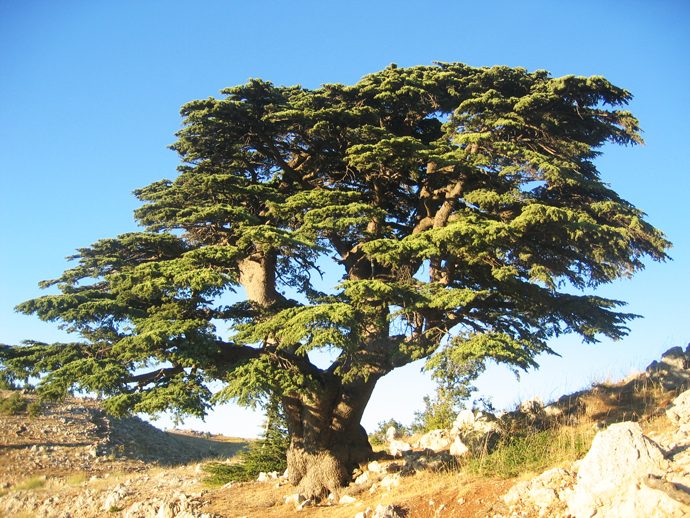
[237,251,281,307]
[282,375,379,499]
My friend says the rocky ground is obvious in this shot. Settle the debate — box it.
[3,346,690,517]
[0,393,246,517]
[493,346,690,517]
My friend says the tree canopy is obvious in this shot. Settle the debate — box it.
[0,62,669,495]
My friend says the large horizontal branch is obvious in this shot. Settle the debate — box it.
[127,366,184,386]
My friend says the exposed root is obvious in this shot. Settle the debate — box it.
[288,448,348,501]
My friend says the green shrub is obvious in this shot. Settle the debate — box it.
[369,418,410,447]
[411,392,459,433]
[203,398,289,485]
[0,392,28,415]
[27,401,43,417]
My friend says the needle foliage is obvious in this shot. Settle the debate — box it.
[0,63,669,427]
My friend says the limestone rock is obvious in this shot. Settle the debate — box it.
[339,494,357,504]
[502,467,575,515]
[415,429,451,452]
[646,346,690,389]
[385,426,398,442]
[388,438,411,456]
[256,471,278,482]
[449,436,469,457]
[367,460,383,473]
[566,422,681,518]
[519,397,545,415]
[451,410,500,437]
[379,473,401,491]
[667,389,690,430]
[354,471,369,485]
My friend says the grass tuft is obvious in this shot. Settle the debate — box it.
[65,473,88,486]
[464,425,595,478]
[14,476,46,491]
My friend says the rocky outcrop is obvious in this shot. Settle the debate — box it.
[414,429,451,452]
[566,422,676,517]
[0,391,244,489]
[502,467,575,516]
[647,346,690,388]
[498,389,690,517]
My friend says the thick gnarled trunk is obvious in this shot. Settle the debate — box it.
[282,376,379,499]
[236,249,383,499]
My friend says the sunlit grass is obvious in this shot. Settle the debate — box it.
[464,425,595,478]
[14,476,46,491]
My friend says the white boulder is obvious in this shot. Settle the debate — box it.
[566,422,682,517]
[449,436,469,457]
[415,429,451,452]
[388,438,411,456]
[667,389,690,431]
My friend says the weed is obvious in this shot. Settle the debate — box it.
[0,393,27,415]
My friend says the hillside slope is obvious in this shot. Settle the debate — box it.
[2,346,690,517]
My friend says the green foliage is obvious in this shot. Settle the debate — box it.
[369,418,411,446]
[0,375,16,390]
[0,392,28,415]
[412,391,461,433]
[0,63,669,445]
[27,401,43,418]
[203,398,289,485]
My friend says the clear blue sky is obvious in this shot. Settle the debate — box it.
[1,0,689,437]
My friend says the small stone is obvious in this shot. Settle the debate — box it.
[354,471,370,485]
[379,473,400,491]
[284,493,305,505]
[367,460,383,473]
[338,494,357,504]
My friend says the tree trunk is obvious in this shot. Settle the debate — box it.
[282,375,379,500]
[238,252,281,307]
